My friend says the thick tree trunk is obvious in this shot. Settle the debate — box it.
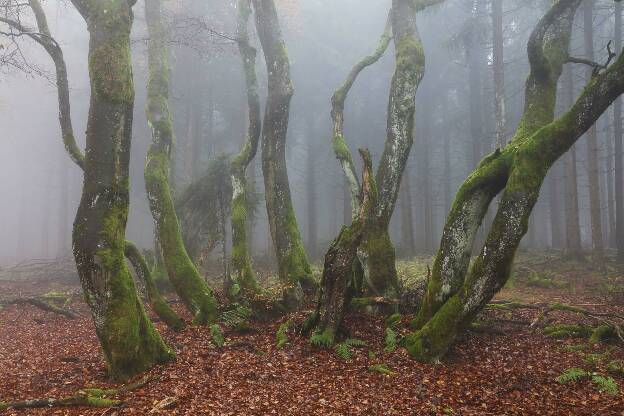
[615,0,624,261]
[400,172,416,257]
[252,0,314,307]
[230,0,262,296]
[413,0,581,329]
[144,0,218,324]
[583,0,604,258]
[407,0,624,362]
[70,0,173,380]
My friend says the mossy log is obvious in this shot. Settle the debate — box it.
[2,297,78,319]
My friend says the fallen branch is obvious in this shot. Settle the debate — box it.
[0,375,154,411]
[1,297,78,319]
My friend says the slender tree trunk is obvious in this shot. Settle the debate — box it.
[583,0,604,258]
[70,0,173,380]
[400,171,415,257]
[230,0,262,296]
[144,0,218,324]
[252,0,314,307]
[605,118,616,248]
[615,0,624,261]
[563,66,583,257]
[492,0,506,148]
[307,133,318,260]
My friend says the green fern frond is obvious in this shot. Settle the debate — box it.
[335,343,352,360]
[210,324,225,348]
[556,368,588,384]
[591,375,619,395]
[368,363,394,375]
[384,327,398,353]
[276,320,291,348]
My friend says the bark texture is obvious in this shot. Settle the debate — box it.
[231,0,262,296]
[252,0,313,307]
[144,0,218,324]
[70,0,173,380]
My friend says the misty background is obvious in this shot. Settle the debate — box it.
[0,0,617,265]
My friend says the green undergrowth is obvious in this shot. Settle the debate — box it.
[368,363,394,375]
[334,338,366,360]
[556,367,620,395]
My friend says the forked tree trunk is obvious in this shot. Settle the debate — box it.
[70,0,173,380]
[144,0,219,324]
[413,0,581,329]
[252,0,314,307]
[230,0,262,296]
[406,0,624,362]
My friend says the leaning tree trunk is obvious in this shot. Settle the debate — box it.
[252,0,314,308]
[307,150,377,346]
[144,0,218,324]
[406,0,624,362]
[70,0,173,380]
[230,0,262,296]
[413,0,581,329]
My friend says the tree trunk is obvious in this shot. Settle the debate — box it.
[413,0,581,330]
[562,66,583,257]
[615,0,624,261]
[583,0,604,258]
[407,0,624,362]
[70,0,173,380]
[400,171,415,257]
[252,0,314,307]
[492,0,506,148]
[144,0,218,324]
[307,150,377,346]
[230,0,262,296]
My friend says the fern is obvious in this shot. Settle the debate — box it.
[384,327,398,353]
[335,343,352,360]
[556,368,588,384]
[275,320,291,348]
[310,331,333,348]
[368,363,394,375]
[561,344,587,353]
[221,304,252,331]
[210,324,225,348]
[385,313,402,328]
[591,375,619,395]
[607,360,624,376]
[334,339,366,360]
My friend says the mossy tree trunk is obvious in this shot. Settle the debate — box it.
[307,150,377,346]
[69,0,173,381]
[252,0,314,308]
[329,0,441,300]
[406,0,624,362]
[413,0,581,329]
[144,0,218,324]
[0,0,184,332]
[230,0,262,297]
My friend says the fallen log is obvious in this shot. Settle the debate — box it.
[1,297,78,319]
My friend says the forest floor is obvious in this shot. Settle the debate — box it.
[1,252,624,415]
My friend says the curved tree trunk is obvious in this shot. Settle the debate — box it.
[70,0,173,381]
[144,0,218,325]
[230,0,262,296]
[124,240,183,331]
[406,0,624,362]
[252,0,314,308]
[413,0,580,329]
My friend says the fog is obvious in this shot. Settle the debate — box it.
[0,0,618,265]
